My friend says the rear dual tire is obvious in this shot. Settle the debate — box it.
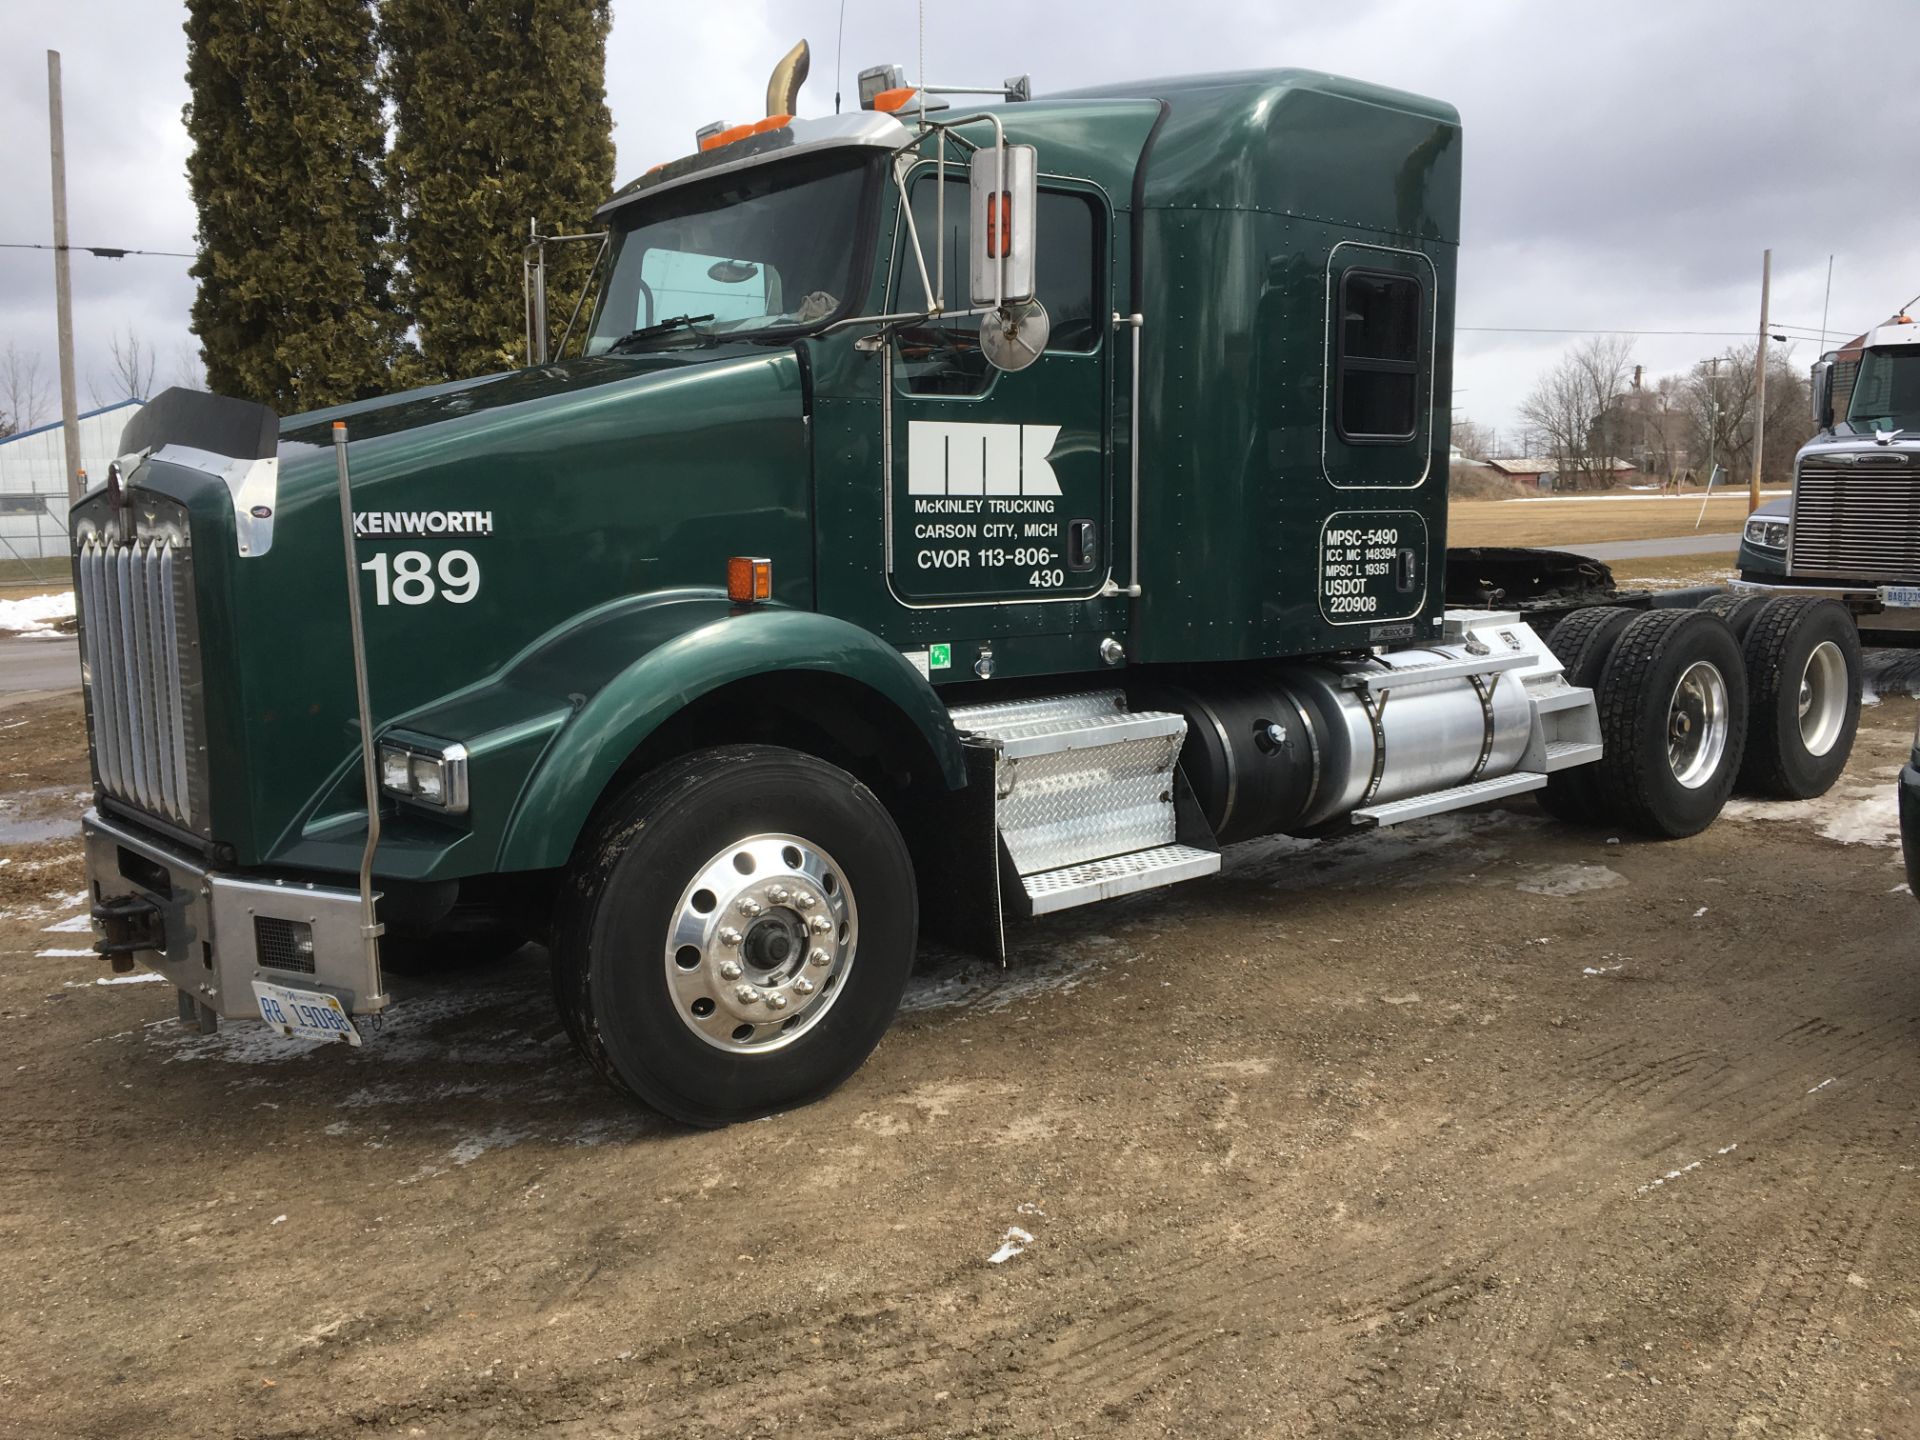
[1735,597,1861,800]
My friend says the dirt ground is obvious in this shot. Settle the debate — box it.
[4,660,1920,1440]
[1449,493,1779,549]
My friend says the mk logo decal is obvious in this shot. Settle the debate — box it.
[906,421,1062,497]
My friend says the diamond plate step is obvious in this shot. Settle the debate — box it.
[1022,843,1221,915]
[949,689,1129,737]
[1350,771,1548,829]
[1542,739,1602,772]
[1336,648,1535,691]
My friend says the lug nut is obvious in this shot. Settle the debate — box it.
[809,914,833,934]
[793,891,817,909]
[766,991,788,1010]
[809,947,831,969]
[794,977,814,995]
[718,960,742,980]
[734,984,760,1003]
[717,926,742,948]
[736,898,764,918]
[766,885,790,904]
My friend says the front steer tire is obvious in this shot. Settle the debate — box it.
[1736,597,1861,800]
[1593,609,1748,839]
[552,746,918,1126]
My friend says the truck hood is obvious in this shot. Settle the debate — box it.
[278,343,790,447]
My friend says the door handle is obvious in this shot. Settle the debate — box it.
[1068,519,1097,572]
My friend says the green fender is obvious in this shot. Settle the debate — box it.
[494,592,966,872]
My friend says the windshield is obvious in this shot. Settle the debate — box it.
[586,150,877,353]
[1846,346,1920,434]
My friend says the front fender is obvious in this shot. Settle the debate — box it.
[494,594,966,872]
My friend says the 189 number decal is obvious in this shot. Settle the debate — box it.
[359,549,480,606]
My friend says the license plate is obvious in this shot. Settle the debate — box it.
[251,980,361,1046]
[1883,586,1920,608]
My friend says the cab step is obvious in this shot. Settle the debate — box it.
[948,689,1219,917]
[1350,770,1548,828]
[1022,843,1222,915]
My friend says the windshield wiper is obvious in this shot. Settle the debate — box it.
[607,313,715,351]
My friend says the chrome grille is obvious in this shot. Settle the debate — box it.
[76,528,204,830]
[1789,456,1920,581]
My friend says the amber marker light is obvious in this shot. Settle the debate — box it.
[700,123,754,151]
[727,556,773,604]
[871,87,916,113]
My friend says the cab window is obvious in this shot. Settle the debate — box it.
[1335,269,1422,443]
[894,176,1101,397]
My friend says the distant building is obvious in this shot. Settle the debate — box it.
[1487,455,1638,493]
[0,399,143,560]
[1486,456,1559,491]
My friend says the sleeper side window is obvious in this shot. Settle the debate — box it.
[1335,269,1422,443]
[893,176,1101,397]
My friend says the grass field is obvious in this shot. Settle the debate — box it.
[1448,492,1771,548]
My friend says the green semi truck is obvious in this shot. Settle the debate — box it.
[77,57,1863,1123]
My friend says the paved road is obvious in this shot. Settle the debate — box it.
[1569,532,1741,561]
[0,636,79,702]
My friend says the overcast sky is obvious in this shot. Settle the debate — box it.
[3,0,1914,446]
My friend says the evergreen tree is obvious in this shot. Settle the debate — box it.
[182,0,406,412]
[381,0,616,382]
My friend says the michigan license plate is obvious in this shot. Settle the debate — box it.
[251,980,361,1046]
[1882,586,1920,608]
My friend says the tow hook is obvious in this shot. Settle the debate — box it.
[91,894,163,973]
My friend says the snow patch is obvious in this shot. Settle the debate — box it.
[0,591,75,638]
[1636,1143,1738,1196]
[987,1226,1034,1265]
[1515,863,1627,897]
[447,1125,534,1166]
[1722,783,1901,849]
[63,972,166,985]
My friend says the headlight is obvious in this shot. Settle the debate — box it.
[376,736,469,813]
[1743,517,1789,550]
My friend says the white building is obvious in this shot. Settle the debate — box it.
[0,399,143,560]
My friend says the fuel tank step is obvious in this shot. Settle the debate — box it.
[1350,770,1549,828]
[1021,843,1222,915]
[951,690,1193,876]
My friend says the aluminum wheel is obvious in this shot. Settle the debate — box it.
[1667,660,1730,789]
[664,833,857,1054]
[1796,639,1847,758]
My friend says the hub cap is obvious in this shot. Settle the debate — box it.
[665,834,857,1053]
[1667,660,1730,790]
[1797,640,1847,757]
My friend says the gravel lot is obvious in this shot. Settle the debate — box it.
[4,672,1919,1439]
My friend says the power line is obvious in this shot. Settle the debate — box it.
[0,241,194,259]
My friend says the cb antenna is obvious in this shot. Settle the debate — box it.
[834,0,846,113]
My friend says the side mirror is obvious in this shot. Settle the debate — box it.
[1811,355,1835,430]
[969,143,1038,308]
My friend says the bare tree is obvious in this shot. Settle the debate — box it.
[170,339,208,392]
[1450,415,1497,460]
[0,342,52,434]
[1517,335,1636,490]
[1678,344,1811,488]
[89,328,158,407]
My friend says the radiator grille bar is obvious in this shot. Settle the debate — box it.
[1790,461,1920,580]
[78,535,197,828]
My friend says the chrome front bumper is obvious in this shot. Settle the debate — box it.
[83,808,388,1020]
[1729,578,1920,632]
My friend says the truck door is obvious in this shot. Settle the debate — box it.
[885,170,1110,608]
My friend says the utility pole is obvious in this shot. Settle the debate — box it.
[47,51,82,505]
[1749,248,1770,514]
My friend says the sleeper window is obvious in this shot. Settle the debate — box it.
[1336,270,1422,443]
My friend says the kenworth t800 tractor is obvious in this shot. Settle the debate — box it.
[76,54,1863,1122]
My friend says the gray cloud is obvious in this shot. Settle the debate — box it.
[2,0,1913,438]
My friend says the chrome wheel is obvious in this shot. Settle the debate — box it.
[1667,660,1730,789]
[665,833,857,1054]
[1797,640,1847,758]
